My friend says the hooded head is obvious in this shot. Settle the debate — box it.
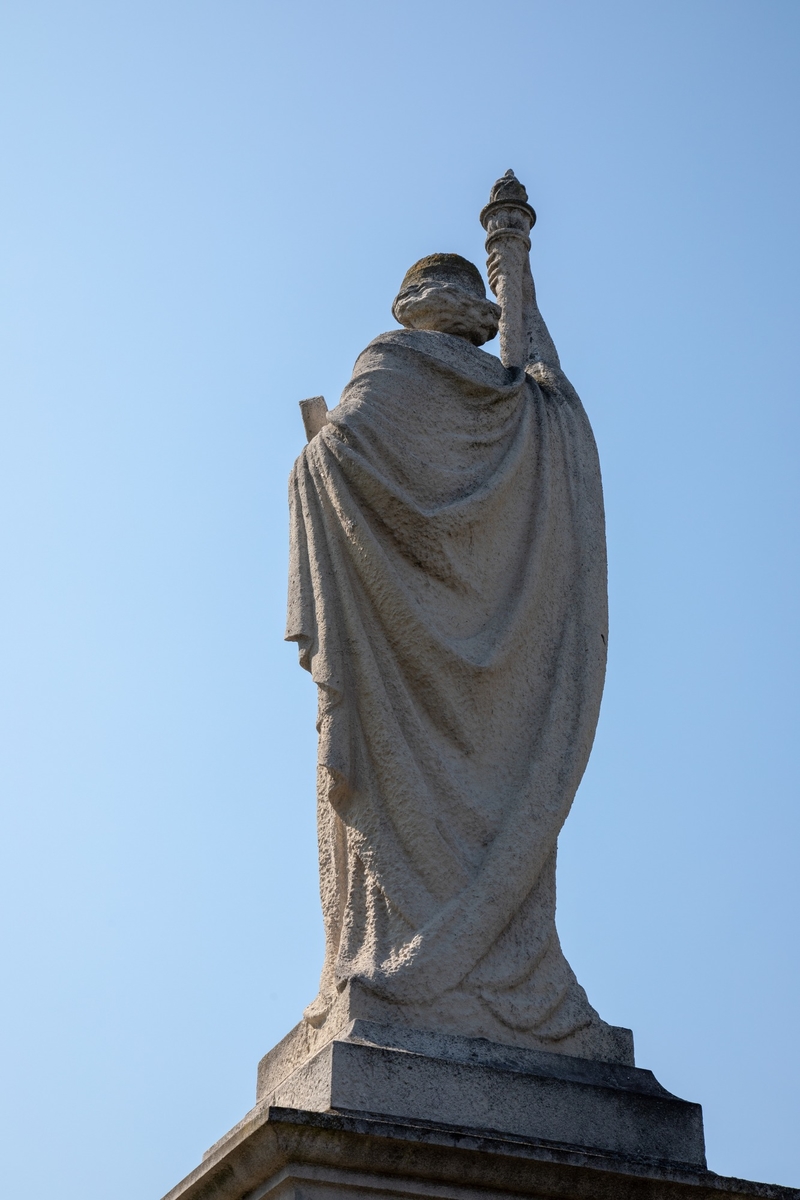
[391,253,500,347]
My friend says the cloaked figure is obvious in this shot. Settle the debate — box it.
[287,174,631,1065]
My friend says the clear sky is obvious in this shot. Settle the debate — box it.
[1,3,798,1196]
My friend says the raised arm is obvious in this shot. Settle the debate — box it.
[481,170,560,370]
[520,247,560,369]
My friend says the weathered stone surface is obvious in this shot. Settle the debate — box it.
[299,395,328,442]
[253,1019,703,1165]
[163,1107,799,1200]
[288,222,617,1056]
[255,980,635,1109]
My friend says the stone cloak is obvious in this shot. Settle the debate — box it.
[287,328,615,1054]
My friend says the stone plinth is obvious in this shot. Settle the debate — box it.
[257,981,636,1082]
[162,1106,798,1200]
[254,1020,702,1165]
[161,1023,797,1200]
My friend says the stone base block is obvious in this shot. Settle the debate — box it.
[254,1019,704,1166]
[162,1107,798,1200]
[256,981,636,1078]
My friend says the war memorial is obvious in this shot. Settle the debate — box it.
[161,173,797,1200]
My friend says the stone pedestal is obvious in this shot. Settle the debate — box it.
[161,1023,798,1200]
[255,1020,703,1165]
[163,1106,797,1200]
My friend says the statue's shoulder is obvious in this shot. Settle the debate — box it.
[356,329,509,390]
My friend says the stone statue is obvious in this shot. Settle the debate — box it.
[163,175,726,1200]
[285,172,631,1066]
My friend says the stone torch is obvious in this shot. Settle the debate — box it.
[480,170,537,368]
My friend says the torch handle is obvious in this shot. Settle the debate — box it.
[485,220,532,368]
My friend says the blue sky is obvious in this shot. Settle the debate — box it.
[0,3,798,1196]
